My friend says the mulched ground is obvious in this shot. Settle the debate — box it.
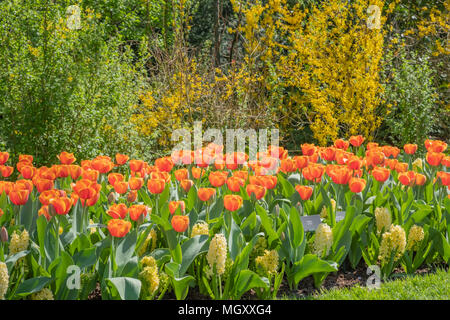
[88,261,448,300]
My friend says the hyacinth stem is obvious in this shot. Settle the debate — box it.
[54,216,60,258]
[218,274,222,299]
[111,236,117,276]
[0,243,4,262]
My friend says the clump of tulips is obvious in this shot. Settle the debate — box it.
[0,137,448,300]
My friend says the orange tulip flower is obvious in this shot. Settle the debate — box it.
[150,171,171,183]
[180,179,194,192]
[280,158,296,173]
[398,171,416,187]
[366,150,385,167]
[82,169,100,182]
[232,170,249,181]
[209,171,228,188]
[0,166,13,178]
[34,178,54,193]
[16,179,33,192]
[38,206,51,221]
[301,143,316,156]
[437,171,449,186]
[347,157,362,171]
[293,156,309,170]
[372,167,390,182]
[302,164,325,183]
[403,144,417,155]
[295,185,313,201]
[349,178,366,193]
[226,176,245,193]
[0,181,13,196]
[192,167,206,180]
[334,139,349,150]
[0,152,9,165]
[426,152,444,166]
[127,190,138,203]
[50,197,72,215]
[174,168,189,181]
[39,189,61,206]
[107,219,132,238]
[9,188,30,206]
[171,215,189,233]
[155,157,174,173]
[115,154,129,166]
[246,184,266,200]
[261,175,277,190]
[129,159,144,173]
[415,174,426,186]
[107,203,129,219]
[108,173,124,186]
[349,135,365,147]
[424,139,447,153]
[224,194,243,211]
[73,179,101,200]
[128,177,143,190]
[327,166,353,185]
[68,165,83,180]
[441,156,450,167]
[129,204,148,221]
[198,188,216,202]
[113,181,128,194]
[147,179,166,194]
[394,162,409,173]
[319,147,336,162]
[169,201,186,215]
[19,155,33,164]
[91,158,114,174]
[58,152,76,165]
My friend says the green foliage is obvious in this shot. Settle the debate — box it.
[380,52,438,150]
[0,0,146,166]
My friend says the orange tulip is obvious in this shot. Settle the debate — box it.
[437,171,450,186]
[327,166,353,185]
[19,155,33,164]
[38,205,51,221]
[349,178,366,193]
[394,162,408,173]
[155,157,174,173]
[334,139,349,150]
[246,184,266,200]
[198,188,216,202]
[227,176,245,192]
[295,185,313,201]
[58,152,76,165]
[415,174,426,186]
[0,181,13,196]
[426,152,444,166]
[319,147,336,162]
[16,179,33,192]
[0,166,13,178]
[424,139,447,153]
[19,165,35,179]
[366,150,385,167]
[147,179,166,194]
[107,203,129,219]
[261,175,277,190]
[294,155,309,170]
[349,135,365,147]
[127,177,143,191]
[129,204,148,221]
[129,159,144,173]
[192,167,206,180]
[39,189,62,206]
[113,181,128,194]
[180,179,194,192]
[171,215,189,233]
[82,169,100,182]
[384,158,398,170]
[301,143,316,156]
[381,146,400,159]
[69,165,82,180]
[169,201,185,215]
[372,167,390,182]
[442,156,450,167]
[9,189,30,206]
[91,158,114,174]
[53,165,69,178]
[107,219,132,238]
[174,168,189,181]
[209,171,228,188]
[34,178,54,193]
[224,194,243,211]
[36,167,56,181]
[0,152,9,165]
[127,190,138,203]
[50,197,72,215]
[302,164,325,183]
[232,170,249,181]
[403,144,417,155]
[347,157,362,171]
[73,179,101,200]
[108,173,124,186]
[280,158,296,173]
[398,171,416,187]
[151,171,171,183]
[115,154,129,166]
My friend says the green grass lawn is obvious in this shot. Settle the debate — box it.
[282,269,450,300]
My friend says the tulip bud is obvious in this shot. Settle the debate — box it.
[280,232,286,241]
[108,192,118,204]
[127,190,137,203]
[48,204,57,217]
[0,227,8,243]
[275,204,280,217]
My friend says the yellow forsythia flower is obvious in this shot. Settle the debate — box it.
[313,223,333,257]
[0,262,8,300]
[379,225,406,265]
[375,207,391,234]
[255,249,279,276]
[207,233,227,276]
[9,229,29,255]
[191,222,209,237]
[31,288,54,300]
[407,225,425,251]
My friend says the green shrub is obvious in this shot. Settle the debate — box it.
[0,0,147,166]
